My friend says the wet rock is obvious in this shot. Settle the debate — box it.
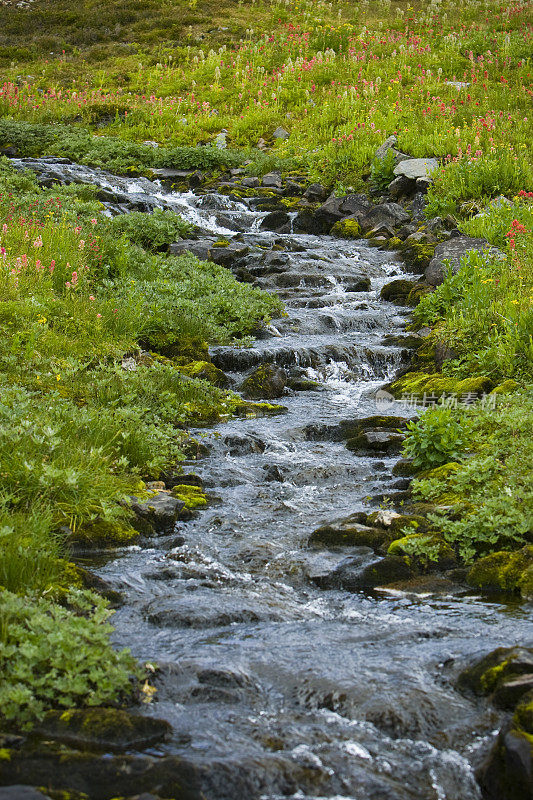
[0,747,203,800]
[345,430,405,454]
[359,203,411,234]
[169,239,214,260]
[260,210,291,233]
[476,724,533,800]
[207,242,250,267]
[390,457,418,476]
[339,415,410,440]
[457,646,533,696]
[189,170,204,188]
[378,575,466,595]
[492,674,533,709]
[263,464,285,482]
[143,592,283,627]
[318,554,414,591]
[262,172,282,188]
[425,235,505,287]
[240,364,287,399]
[34,708,171,752]
[309,515,392,551]
[130,492,184,534]
[380,278,419,305]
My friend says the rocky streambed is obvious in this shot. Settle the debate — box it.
[2,158,532,800]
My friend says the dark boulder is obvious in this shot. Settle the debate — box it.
[240,364,287,399]
[260,211,291,233]
[359,202,411,233]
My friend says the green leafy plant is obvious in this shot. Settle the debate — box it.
[0,589,141,728]
[402,405,468,469]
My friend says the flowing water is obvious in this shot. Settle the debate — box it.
[14,159,533,800]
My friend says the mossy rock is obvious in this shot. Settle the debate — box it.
[356,555,416,588]
[391,458,417,477]
[339,415,409,439]
[380,279,418,305]
[233,399,287,417]
[467,547,533,600]
[330,217,361,238]
[34,708,171,752]
[490,379,521,395]
[346,429,405,454]
[417,462,461,481]
[458,646,533,695]
[387,532,457,570]
[389,371,494,399]
[407,285,432,305]
[309,514,394,552]
[400,238,436,268]
[514,691,533,736]
[72,519,139,547]
[177,360,230,388]
[366,510,431,535]
[239,364,287,400]
[170,484,208,509]
[153,335,210,363]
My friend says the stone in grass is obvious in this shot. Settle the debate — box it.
[393,158,439,182]
[425,235,504,287]
[34,708,172,752]
[239,364,287,400]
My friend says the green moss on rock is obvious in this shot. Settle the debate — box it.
[387,532,457,570]
[490,379,521,395]
[72,519,139,547]
[170,484,208,509]
[514,692,533,735]
[34,708,171,752]
[467,547,533,600]
[330,218,361,238]
[177,360,230,388]
[389,371,494,398]
[457,646,533,695]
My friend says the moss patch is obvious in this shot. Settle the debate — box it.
[72,519,139,547]
[177,360,230,388]
[170,484,208,509]
[389,371,494,398]
[467,546,533,599]
[330,217,361,238]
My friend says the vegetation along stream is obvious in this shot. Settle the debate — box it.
[4,158,529,800]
